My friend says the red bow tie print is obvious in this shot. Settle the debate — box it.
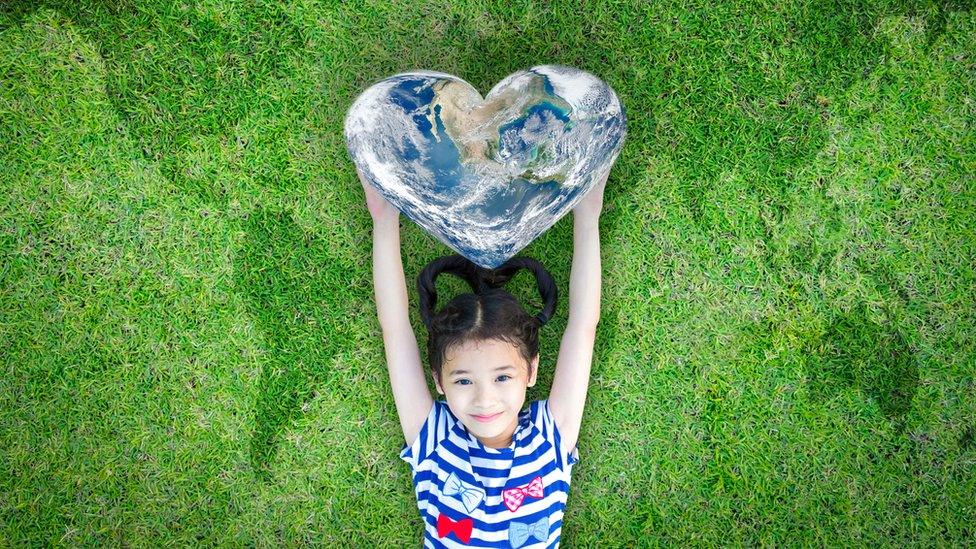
[437,513,473,543]
[502,476,545,512]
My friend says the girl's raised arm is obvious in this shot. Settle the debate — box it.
[548,171,607,455]
[360,170,434,445]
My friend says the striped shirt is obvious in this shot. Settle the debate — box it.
[400,399,580,548]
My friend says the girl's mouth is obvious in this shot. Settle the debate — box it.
[471,412,502,423]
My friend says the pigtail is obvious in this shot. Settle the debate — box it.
[417,255,481,330]
[485,257,558,327]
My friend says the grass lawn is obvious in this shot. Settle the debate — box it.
[2,0,974,545]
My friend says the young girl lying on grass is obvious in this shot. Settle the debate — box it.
[359,167,605,547]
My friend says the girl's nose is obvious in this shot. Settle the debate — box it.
[474,386,496,406]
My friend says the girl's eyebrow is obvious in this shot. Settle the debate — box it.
[450,365,515,376]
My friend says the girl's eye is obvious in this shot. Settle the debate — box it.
[454,379,471,386]
[496,375,512,382]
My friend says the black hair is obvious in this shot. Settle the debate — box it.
[417,254,558,384]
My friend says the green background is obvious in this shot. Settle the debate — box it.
[1,0,974,545]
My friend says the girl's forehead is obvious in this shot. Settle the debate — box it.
[445,339,525,369]
[449,338,519,356]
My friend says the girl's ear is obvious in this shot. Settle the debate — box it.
[433,373,445,395]
[526,355,540,387]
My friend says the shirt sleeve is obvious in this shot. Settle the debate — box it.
[537,399,581,469]
[399,400,453,470]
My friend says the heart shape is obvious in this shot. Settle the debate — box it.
[344,65,626,268]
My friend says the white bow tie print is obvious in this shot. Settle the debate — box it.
[443,472,486,513]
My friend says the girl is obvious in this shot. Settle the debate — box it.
[360,167,605,548]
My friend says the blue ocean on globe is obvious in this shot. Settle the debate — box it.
[345,65,626,269]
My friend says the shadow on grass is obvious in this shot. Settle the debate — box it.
[234,208,360,480]
[2,0,306,203]
[613,0,972,234]
[805,304,920,422]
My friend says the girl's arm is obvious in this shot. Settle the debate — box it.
[360,170,434,444]
[548,171,607,455]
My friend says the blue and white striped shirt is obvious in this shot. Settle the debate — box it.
[400,399,580,548]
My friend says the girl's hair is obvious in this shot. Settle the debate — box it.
[417,254,558,383]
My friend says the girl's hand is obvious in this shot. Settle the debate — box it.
[357,167,399,224]
[572,169,610,221]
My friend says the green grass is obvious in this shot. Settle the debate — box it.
[1,0,974,545]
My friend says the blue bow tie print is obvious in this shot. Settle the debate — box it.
[509,516,548,548]
[443,472,485,513]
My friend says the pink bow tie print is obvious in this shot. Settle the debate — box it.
[502,476,545,512]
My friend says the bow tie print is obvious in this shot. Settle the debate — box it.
[509,516,548,548]
[502,476,545,512]
[443,472,486,513]
[437,513,473,543]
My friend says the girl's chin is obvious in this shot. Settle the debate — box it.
[467,420,516,443]
[466,422,501,435]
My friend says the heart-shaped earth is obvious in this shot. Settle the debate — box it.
[344,65,626,268]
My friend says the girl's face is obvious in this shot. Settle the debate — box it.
[434,338,538,449]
